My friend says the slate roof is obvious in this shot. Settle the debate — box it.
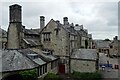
[41,51,57,61]
[55,20,78,36]
[94,40,111,48]
[71,49,97,60]
[65,27,77,35]
[19,49,58,63]
[24,29,40,35]
[23,38,40,46]
[0,48,58,73]
[18,49,51,62]
[0,50,38,73]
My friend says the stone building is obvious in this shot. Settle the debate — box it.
[1,4,94,77]
[109,36,120,56]
[40,16,93,73]
[1,4,59,80]
[6,4,92,51]
[40,17,78,73]
[70,49,98,73]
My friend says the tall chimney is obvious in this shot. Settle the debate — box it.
[63,17,69,25]
[7,4,22,49]
[40,16,45,29]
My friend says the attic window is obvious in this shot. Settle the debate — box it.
[54,28,60,35]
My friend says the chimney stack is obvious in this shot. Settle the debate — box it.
[7,4,22,49]
[9,4,22,23]
[63,17,69,25]
[40,16,45,29]
[114,36,118,41]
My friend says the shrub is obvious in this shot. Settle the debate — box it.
[72,71,102,80]
[19,69,37,80]
[44,72,61,80]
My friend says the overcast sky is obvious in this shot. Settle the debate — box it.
[0,0,119,40]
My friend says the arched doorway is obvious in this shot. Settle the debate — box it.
[2,74,23,80]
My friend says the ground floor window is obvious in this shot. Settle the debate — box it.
[39,64,47,76]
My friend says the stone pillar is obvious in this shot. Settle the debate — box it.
[40,16,45,29]
[7,4,22,49]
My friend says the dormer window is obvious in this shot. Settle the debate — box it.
[27,54,38,59]
[42,49,53,55]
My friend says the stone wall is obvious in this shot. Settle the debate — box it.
[71,59,96,73]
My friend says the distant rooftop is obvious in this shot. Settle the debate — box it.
[94,40,111,48]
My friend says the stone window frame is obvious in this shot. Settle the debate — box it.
[42,32,51,41]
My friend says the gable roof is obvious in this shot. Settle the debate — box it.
[24,29,40,35]
[40,19,55,33]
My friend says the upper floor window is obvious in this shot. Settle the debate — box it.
[42,32,51,41]
[54,28,60,36]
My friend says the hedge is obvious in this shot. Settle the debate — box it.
[44,72,61,80]
[19,69,37,80]
[72,71,102,80]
